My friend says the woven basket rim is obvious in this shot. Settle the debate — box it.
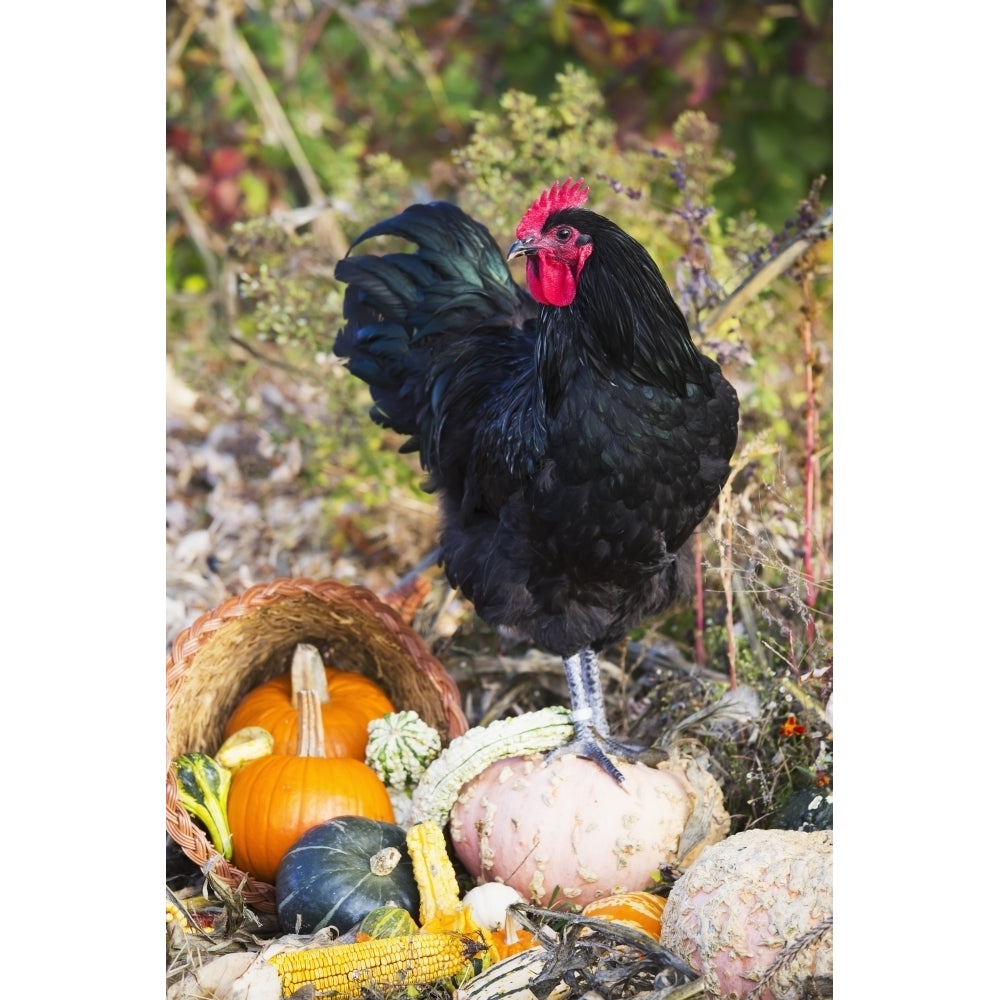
[165,576,467,912]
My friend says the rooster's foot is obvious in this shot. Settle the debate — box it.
[546,725,643,784]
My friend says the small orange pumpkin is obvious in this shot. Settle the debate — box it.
[224,651,394,760]
[227,647,394,883]
[581,890,667,939]
[491,926,542,961]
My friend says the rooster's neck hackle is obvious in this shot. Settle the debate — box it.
[534,207,712,404]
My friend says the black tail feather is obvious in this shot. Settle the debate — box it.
[333,201,535,446]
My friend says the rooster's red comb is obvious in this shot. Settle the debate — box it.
[516,178,590,238]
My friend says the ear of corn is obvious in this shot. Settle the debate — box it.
[406,820,461,925]
[267,932,486,998]
[165,898,196,934]
[166,893,218,936]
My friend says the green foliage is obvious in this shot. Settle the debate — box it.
[223,147,412,350]
[453,67,618,231]
[603,0,833,221]
[228,218,341,349]
[167,1,830,277]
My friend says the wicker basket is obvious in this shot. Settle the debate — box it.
[166,577,468,912]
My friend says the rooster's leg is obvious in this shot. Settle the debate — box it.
[551,647,641,783]
[578,646,611,735]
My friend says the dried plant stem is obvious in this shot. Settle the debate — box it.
[798,259,819,645]
[226,333,315,376]
[166,154,221,285]
[297,3,336,69]
[167,6,201,85]
[692,532,706,667]
[779,676,828,724]
[816,462,830,587]
[207,4,348,259]
[792,182,828,646]
[732,569,770,673]
[698,206,832,337]
[717,483,737,688]
[744,915,833,1000]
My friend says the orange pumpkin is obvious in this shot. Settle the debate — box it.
[227,648,394,883]
[228,754,393,884]
[491,927,542,961]
[224,662,394,760]
[581,891,667,939]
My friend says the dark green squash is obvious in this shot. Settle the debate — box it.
[773,787,834,832]
[275,816,420,935]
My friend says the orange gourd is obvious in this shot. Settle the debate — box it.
[224,650,394,760]
[227,648,394,883]
[581,891,667,939]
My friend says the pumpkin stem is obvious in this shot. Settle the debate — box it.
[290,642,330,704]
[370,846,402,876]
[295,689,328,758]
[292,645,330,758]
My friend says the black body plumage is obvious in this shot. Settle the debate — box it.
[334,200,738,779]
[335,200,737,657]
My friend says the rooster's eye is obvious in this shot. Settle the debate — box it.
[555,227,572,241]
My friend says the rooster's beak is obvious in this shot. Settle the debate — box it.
[506,238,536,262]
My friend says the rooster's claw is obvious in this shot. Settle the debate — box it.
[546,730,643,784]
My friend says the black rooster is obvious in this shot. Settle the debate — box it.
[334,179,739,781]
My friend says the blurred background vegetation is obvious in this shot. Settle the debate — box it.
[167,0,832,828]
